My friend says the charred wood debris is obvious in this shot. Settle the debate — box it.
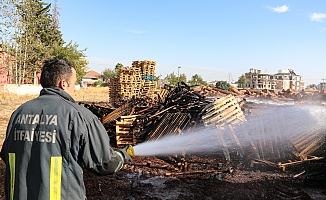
[79,83,326,180]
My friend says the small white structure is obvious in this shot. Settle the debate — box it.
[3,84,42,95]
[82,70,103,86]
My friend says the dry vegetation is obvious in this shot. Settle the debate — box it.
[0,88,37,147]
[73,87,110,103]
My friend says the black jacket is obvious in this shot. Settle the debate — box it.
[1,87,123,200]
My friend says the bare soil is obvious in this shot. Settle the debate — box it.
[82,155,326,200]
[0,87,325,199]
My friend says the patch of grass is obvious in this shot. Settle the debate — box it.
[74,87,110,102]
[0,91,37,104]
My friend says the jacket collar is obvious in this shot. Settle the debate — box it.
[40,87,76,103]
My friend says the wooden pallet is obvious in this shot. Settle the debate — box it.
[156,89,169,101]
[201,94,246,126]
[116,115,138,147]
[109,61,157,103]
[289,131,325,160]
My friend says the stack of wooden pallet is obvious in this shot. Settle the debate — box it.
[108,78,120,103]
[133,60,156,97]
[118,67,135,99]
[131,61,143,97]
[116,115,138,148]
[141,60,156,77]
[109,60,157,103]
[141,81,156,97]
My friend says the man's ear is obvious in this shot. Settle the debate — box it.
[59,80,67,90]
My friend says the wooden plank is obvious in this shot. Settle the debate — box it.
[205,94,235,112]
[202,101,236,120]
[227,125,244,157]
[116,138,133,141]
[202,96,238,120]
[117,127,130,131]
[116,130,130,134]
[204,104,241,124]
[298,138,324,159]
[225,112,245,124]
[116,121,133,126]
[121,115,138,119]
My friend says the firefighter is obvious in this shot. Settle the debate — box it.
[0,56,134,200]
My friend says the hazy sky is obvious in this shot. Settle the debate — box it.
[49,0,326,85]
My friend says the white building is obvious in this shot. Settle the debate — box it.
[245,68,304,90]
[81,70,103,86]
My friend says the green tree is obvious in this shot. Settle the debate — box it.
[93,80,102,87]
[188,74,207,86]
[165,72,187,86]
[101,68,116,82]
[0,0,19,43]
[0,0,87,84]
[237,74,246,88]
[16,0,64,83]
[0,0,25,83]
[52,41,88,82]
[115,63,123,71]
[215,81,231,90]
[154,74,162,81]
[114,63,124,77]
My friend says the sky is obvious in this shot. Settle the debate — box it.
[48,0,326,85]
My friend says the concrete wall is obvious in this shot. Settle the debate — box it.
[2,84,81,95]
[3,84,43,95]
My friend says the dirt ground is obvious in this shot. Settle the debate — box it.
[0,87,326,199]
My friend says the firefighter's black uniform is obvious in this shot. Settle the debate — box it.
[1,87,124,200]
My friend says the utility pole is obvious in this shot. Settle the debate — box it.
[228,72,233,83]
[178,66,181,83]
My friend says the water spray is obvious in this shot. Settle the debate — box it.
[134,103,326,160]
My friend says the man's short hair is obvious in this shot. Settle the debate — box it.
[40,56,74,88]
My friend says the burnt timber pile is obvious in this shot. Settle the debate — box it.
[80,85,326,179]
[79,61,325,182]
[82,82,247,147]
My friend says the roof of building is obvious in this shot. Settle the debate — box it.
[84,70,101,78]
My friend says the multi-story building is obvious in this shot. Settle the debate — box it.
[275,69,304,91]
[245,68,277,90]
[245,68,304,90]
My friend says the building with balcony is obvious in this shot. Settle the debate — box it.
[245,68,304,90]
